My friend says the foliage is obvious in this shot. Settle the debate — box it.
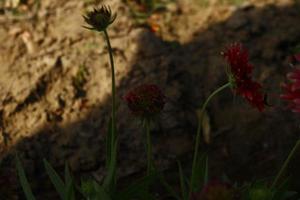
[15,3,300,200]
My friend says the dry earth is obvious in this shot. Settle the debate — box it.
[0,0,300,199]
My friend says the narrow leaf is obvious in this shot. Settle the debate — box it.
[177,161,188,200]
[65,178,75,200]
[103,137,118,191]
[106,118,113,168]
[15,155,36,200]
[190,153,208,193]
[64,163,72,186]
[93,181,111,200]
[158,173,181,200]
[43,159,65,199]
[64,163,75,200]
[115,172,157,200]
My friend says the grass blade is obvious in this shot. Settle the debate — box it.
[190,153,208,193]
[65,178,75,200]
[115,172,157,200]
[64,163,75,200]
[177,161,188,200]
[103,137,118,191]
[43,159,65,199]
[15,155,36,200]
[93,181,111,200]
[158,173,181,200]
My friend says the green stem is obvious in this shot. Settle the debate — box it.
[104,30,116,147]
[189,82,231,195]
[145,120,153,175]
[104,29,117,184]
[271,139,300,189]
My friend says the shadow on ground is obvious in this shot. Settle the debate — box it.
[1,1,300,199]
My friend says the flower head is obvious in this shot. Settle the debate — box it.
[124,84,165,120]
[289,53,300,66]
[191,181,237,200]
[280,68,300,113]
[83,5,116,32]
[222,43,265,111]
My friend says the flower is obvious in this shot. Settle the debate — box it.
[124,84,165,120]
[222,43,265,111]
[289,53,300,66]
[191,181,237,200]
[280,68,300,113]
[83,5,116,32]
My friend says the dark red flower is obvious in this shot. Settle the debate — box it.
[289,53,300,66]
[191,181,237,200]
[280,68,300,113]
[124,84,165,119]
[222,43,265,111]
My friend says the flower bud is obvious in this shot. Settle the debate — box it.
[83,5,116,32]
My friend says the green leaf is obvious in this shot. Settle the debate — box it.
[15,155,36,200]
[190,154,208,193]
[93,181,111,200]
[64,163,72,184]
[115,172,157,200]
[106,118,113,168]
[65,179,75,200]
[43,159,65,199]
[158,173,181,200]
[80,179,95,199]
[64,164,75,200]
[177,161,188,200]
[103,136,118,191]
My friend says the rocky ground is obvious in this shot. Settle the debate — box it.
[0,0,300,199]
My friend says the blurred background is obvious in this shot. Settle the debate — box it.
[0,0,300,199]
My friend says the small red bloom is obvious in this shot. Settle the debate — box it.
[191,181,236,200]
[280,68,300,113]
[124,84,165,119]
[223,43,265,111]
[289,53,300,66]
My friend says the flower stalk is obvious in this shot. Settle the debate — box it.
[271,139,300,189]
[104,29,117,150]
[190,82,231,196]
[124,84,165,174]
[83,5,118,189]
[145,119,153,174]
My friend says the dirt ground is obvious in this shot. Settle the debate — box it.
[0,0,300,199]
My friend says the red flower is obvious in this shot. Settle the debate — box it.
[289,53,300,66]
[124,84,165,119]
[223,43,265,111]
[280,68,300,113]
[191,181,237,200]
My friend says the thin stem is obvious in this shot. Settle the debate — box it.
[271,139,300,189]
[104,30,116,150]
[104,29,117,186]
[189,82,231,195]
[145,120,153,174]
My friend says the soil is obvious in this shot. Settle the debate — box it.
[0,0,300,199]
